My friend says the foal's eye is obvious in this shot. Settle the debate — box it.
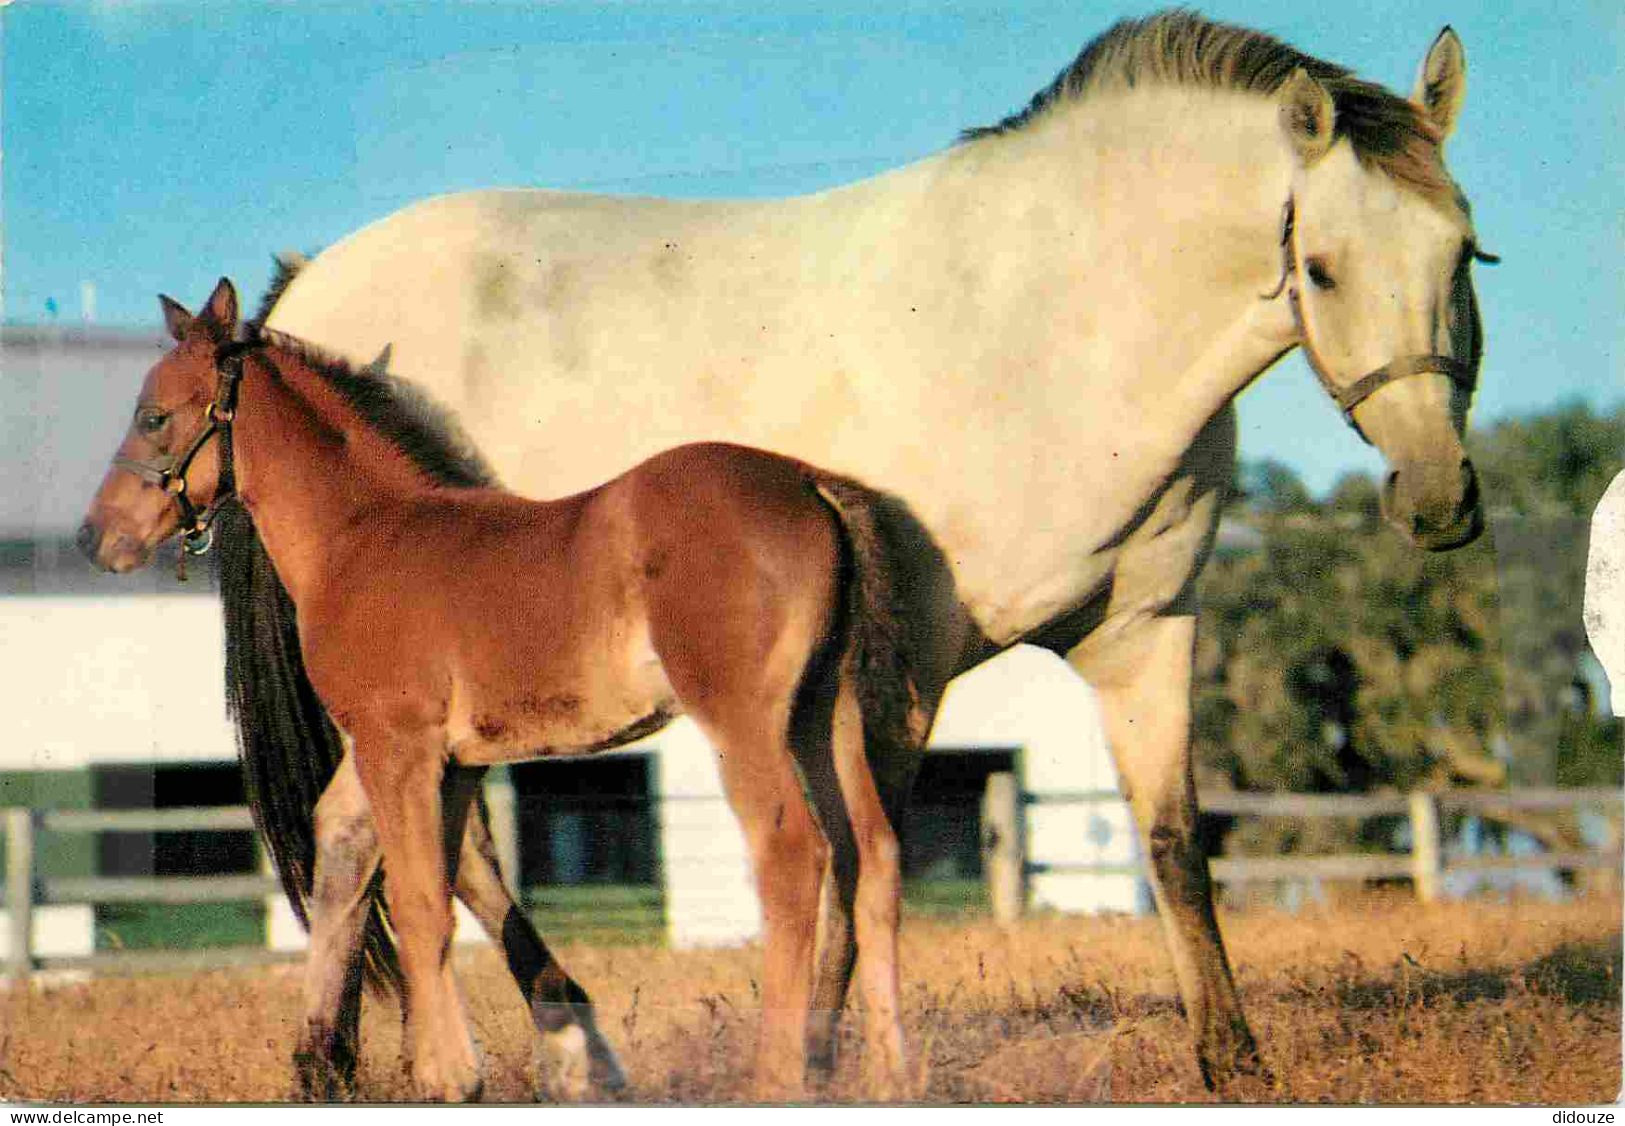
[137,409,169,435]
[1305,258,1336,291]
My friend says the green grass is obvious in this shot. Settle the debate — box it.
[523,883,666,946]
[85,879,989,954]
[96,902,265,952]
[902,877,991,920]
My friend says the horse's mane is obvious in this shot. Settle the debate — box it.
[248,253,305,331]
[962,9,1454,207]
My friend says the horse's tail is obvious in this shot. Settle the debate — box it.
[810,476,925,762]
[215,504,404,993]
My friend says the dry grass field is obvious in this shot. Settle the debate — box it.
[1,890,1618,1106]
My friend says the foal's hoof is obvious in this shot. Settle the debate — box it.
[414,1072,485,1104]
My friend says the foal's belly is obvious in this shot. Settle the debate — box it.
[443,642,680,767]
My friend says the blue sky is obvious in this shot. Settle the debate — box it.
[3,0,1620,493]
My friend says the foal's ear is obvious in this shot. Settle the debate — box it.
[1279,68,1335,166]
[159,295,194,342]
[1413,27,1466,141]
[197,277,240,338]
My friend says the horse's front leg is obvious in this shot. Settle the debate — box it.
[453,792,628,1099]
[1069,612,1267,1092]
[353,733,484,1102]
[294,750,379,1101]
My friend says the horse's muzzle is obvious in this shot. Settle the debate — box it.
[1382,458,1484,552]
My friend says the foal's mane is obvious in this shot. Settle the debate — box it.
[962,9,1454,207]
[245,253,493,490]
[241,273,493,491]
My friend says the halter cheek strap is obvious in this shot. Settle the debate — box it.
[112,341,252,570]
[1273,197,1478,443]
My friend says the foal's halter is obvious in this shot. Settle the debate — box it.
[112,341,254,564]
[1270,197,1480,444]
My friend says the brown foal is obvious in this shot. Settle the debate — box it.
[79,278,960,1101]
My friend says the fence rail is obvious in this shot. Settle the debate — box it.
[5,784,1621,977]
[981,785,1620,922]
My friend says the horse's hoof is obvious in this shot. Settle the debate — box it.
[1198,1030,1275,1097]
[536,1024,597,1101]
[587,1029,630,1094]
[292,1035,357,1102]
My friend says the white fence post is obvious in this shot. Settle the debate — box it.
[485,768,520,897]
[980,772,1024,924]
[6,808,36,980]
[1409,792,1443,903]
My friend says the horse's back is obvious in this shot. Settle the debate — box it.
[264,173,1226,649]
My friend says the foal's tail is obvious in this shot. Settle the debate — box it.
[215,504,404,993]
[810,477,924,759]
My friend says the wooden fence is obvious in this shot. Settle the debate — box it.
[977,784,1620,922]
[6,782,1621,978]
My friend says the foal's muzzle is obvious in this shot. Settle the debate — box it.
[76,519,149,574]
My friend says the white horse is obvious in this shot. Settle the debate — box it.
[242,11,1494,1098]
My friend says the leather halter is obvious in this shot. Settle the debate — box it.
[1272,197,1476,444]
[113,341,254,563]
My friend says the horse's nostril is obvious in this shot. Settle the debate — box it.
[76,521,100,561]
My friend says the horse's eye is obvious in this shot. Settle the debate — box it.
[137,409,169,434]
[1305,258,1336,291]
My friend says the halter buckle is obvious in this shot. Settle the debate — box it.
[182,524,215,556]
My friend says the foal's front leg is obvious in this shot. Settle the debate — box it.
[353,733,484,1102]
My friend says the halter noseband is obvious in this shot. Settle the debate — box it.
[1272,197,1477,443]
[112,341,253,567]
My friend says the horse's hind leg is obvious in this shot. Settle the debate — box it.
[353,733,484,1102]
[453,795,628,1099]
[1071,613,1266,1090]
[295,750,380,1101]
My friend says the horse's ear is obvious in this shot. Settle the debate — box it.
[1413,27,1466,141]
[197,277,239,337]
[159,295,194,342]
[1279,68,1335,167]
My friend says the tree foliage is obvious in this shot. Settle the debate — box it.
[1195,402,1623,814]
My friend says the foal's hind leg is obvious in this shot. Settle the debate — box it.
[698,712,828,1099]
[809,674,924,1098]
[353,734,484,1102]
[805,732,923,1083]
[453,796,628,1099]
[295,751,380,1100]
